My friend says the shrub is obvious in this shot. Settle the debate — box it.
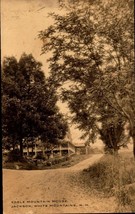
[66,156,70,161]
[81,153,135,212]
[7,149,25,162]
[34,153,46,160]
[82,155,119,191]
[46,161,52,166]
[21,163,38,170]
[83,154,135,194]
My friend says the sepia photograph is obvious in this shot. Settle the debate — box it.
[1,0,135,213]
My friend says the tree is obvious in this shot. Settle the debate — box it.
[39,0,134,156]
[2,53,68,157]
[92,0,135,155]
[61,86,127,154]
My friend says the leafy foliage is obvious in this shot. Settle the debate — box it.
[39,0,134,155]
[2,53,68,156]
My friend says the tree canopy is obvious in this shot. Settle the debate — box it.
[2,53,68,156]
[39,0,134,155]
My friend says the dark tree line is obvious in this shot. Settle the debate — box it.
[2,53,68,157]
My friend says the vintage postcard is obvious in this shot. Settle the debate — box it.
[2,0,134,214]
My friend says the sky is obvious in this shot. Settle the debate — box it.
[1,0,104,148]
[1,0,58,70]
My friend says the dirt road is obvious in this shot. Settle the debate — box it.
[3,154,115,214]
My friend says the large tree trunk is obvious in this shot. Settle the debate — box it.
[113,139,119,156]
[113,147,119,156]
